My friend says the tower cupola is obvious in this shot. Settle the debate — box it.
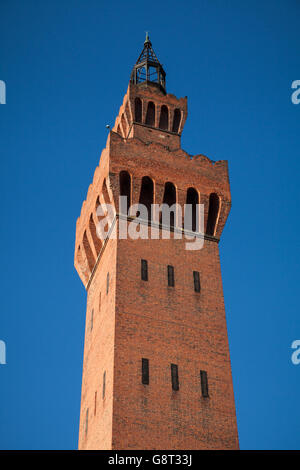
[130,34,166,93]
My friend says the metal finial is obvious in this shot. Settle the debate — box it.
[145,31,150,43]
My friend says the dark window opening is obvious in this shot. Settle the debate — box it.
[141,259,148,281]
[171,363,179,391]
[145,101,155,126]
[193,271,201,293]
[185,187,199,232]
[161,182,176,227]
[90,309,94,331]
[106,272,109,294]
[103,371,106,399]
[85,409,89,436]
[159,105,169,130]
[102,178,110,206]
[139,176,154,221]
[200,370,209,397]
[167,265,175,287]
[94,391,97,416]
[119,170,131,214]
[83,231,96,272]
[89,214,101,256]
[172,108,181,133]
[206,193,220,236]
[135,98,142,123]
[142,358,149,385]
[121,113,127,136]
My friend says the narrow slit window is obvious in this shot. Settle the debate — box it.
[85,409,89,436]
[94,391,97,416]
[90,309,94,331]
[200,370,209,397]
[193,271,201,293]
[103,371,106,399]
[141,259,148,281]
[171,363,179,391]
[106,272,109,294]
[167,265,175,287]
[142,358,149,385]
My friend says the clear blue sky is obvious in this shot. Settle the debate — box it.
[0,0,300,450]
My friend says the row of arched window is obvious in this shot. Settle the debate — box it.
[119,171,220,236]
[77,178,112,282]
[134,98,182,133]
[77,173,221,284]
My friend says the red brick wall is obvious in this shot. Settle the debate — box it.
[78,236,117,450]
[111,236,238,449]
[75,81,238,450]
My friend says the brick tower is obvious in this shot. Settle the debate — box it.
[75,35,239,450]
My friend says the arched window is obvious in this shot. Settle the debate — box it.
[97,179,111,236]
[172,108,181,133]
[121,114,127,136]
[119,170,131,214]
[135,98,142,123]
[89,214,101,255]
[185,187,199,232]
[76,245,89,284]
[145,101,155,126]
[206,193,220,236]
[159,105,169,130]
[102,178,110,206]
[161,182,176,227]
[125,101,131,123]
[95,196,102,220]
[139,176,154,221]
[83,230,95,272]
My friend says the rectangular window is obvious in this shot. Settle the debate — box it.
[141,259,148,281]
[94,391,97,416]
[142,358,149,385]
[90,309,94,331]
[103,371,106,399]
[200,370,209,397]
[167,265,175,287]
[85,408,89,436]
[171,363,179,391]
[106,273,109,294]
[193,271,201,293]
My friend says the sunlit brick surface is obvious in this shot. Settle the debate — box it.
[75,81,239,450]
